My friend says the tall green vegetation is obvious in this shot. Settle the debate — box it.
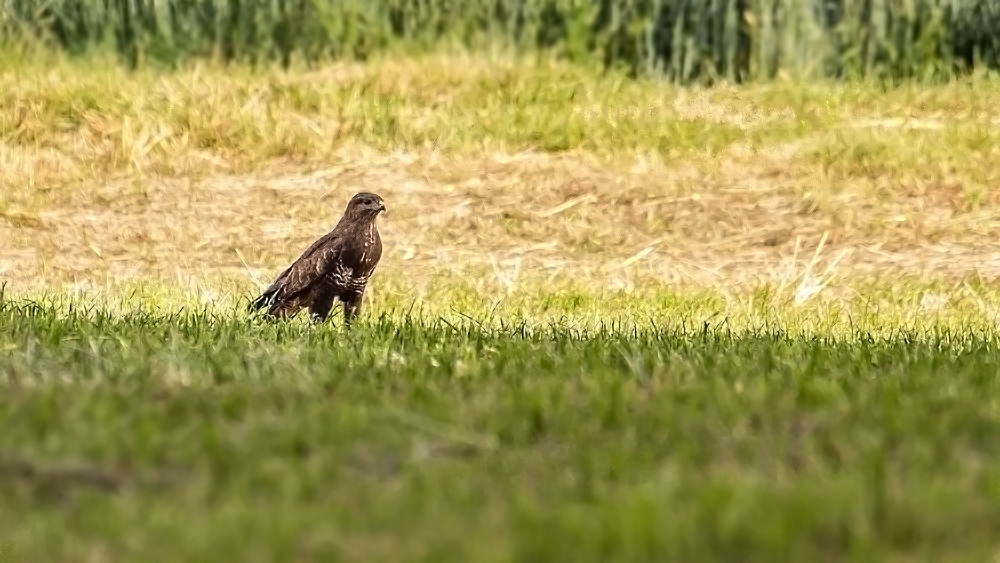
[2,0,999,82]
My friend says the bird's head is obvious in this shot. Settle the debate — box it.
[344,192,387,220]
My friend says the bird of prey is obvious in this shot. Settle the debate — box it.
[251,192,386,323]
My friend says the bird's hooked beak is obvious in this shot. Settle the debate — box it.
[378,201,387,213]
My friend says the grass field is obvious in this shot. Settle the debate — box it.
[5,52,1000,560]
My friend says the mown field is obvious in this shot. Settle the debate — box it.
[3,45,1000,560]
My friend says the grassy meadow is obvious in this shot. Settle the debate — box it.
[4,49,1000,561]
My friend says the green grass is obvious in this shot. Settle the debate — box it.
[4,286,1000,561]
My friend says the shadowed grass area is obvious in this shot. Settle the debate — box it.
[2,291,1000,561]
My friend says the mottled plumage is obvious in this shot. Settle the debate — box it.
[251,192,386,323]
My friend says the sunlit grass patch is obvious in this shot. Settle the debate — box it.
[5,55,1000,295]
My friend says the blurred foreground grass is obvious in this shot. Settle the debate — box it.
[3,282,1000,561]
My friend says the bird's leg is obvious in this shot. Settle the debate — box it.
[308,293,337,323]
[342,292,364,325]
[267,301,299,321]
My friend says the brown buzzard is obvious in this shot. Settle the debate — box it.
[251,192,386,323]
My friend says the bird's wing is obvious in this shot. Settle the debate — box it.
[263,232,347,300]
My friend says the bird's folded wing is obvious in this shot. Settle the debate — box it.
[269,234,346,298]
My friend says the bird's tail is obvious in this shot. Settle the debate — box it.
[249,290,275,312]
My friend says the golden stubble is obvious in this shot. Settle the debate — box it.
[3,54,1000,298]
